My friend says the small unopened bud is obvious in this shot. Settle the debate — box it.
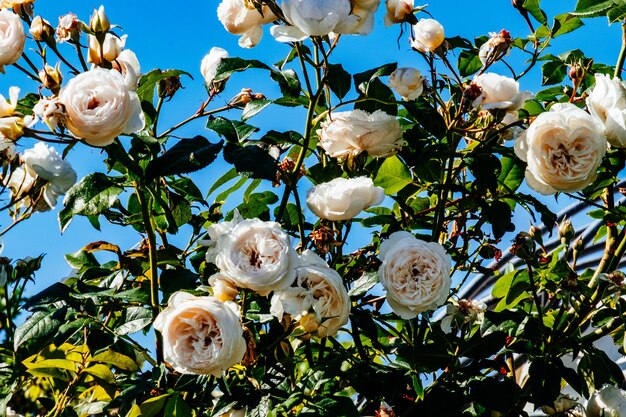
[299,313,319,334]
[89,6,110,33]
[569,62,585,82]
[229,88,266,107]
[158,75,183,101]
[210,276,239,302]
[510,231,536,260]
[558,217,574,244]
[528,225,544,247]
[38,64,63,94]
[30,16,55,44]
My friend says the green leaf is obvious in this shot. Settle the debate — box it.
[354,78,397,115]
[541,60,567,85]
[607,4,626,23]
[59,173,124,232]
[223,142,278,181]
[572,0,614,18]
[553,14,584,37]
[235,191,279,220]
[206,116,259,143]
[145,136,223,179]
[326,64,352,100]
[14,307,67,349]
[90,349,140,372]
[139,394,170,417]
[137,69,191,103]
[458,50,483,77]
[523,0,548,25]
[116,306,153,336]
[498,157,525,192]
[213,57,270,83]
[349,272,379,298]
[242,99,272,121]
[270,69,301,98]
[374,156,412,195]
[82,364,116,385]
[164,396,193,417]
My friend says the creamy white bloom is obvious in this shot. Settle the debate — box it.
[56,12,80,43]
[0,86,23,140]
[472,73,532,111]
[270,250,350,338]
[29,97,66,131]
[0,9,25,74]
[154,292,246,376]
[88,33,126,65]
[111,49,141,90]
[306,177,384,221]
[587,73,626,148]
[333,0,381,35]
[410,18,444,53]
[586,385,626,417]
[201,47,229,87]
[217,0,275,48]
[21,142,77,209]
[5,165,35,206]
[384,0,413,26]
[271,0,358,42]
[440,299,486,334]
[59,67,145,146]
[514,103,607,194]
[318,109,403,159]
[210,217,299,295]
[378,231,451,319]
[389,67,424,101]
[208,272,239,302]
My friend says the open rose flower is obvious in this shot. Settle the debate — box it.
[111,49,141,90]
[208,217,298,296]
[0,8,25,74]
[586,385,626,417]
[318,109,403,159]
[306,177,384,221]
[217,0,275,48]
[201,47,229,91]
[410,18,444,52]
[0,86,23,140]
[270,250,350,338]
[440,299,486,334]
[384,0,414,26]
[154,292,246,376]
[378,231,451,319]
[389,67,424,101]
[472,72,532,111]
[27,97,66,131]
[59,67,145,147]
[514,103,607,194]
[587,73,626,148]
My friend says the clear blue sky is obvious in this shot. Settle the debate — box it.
[1,0,621,293]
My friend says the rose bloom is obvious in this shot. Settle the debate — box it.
[514,103,607,194]
[59,67,145,147]
[7,142,77,210]
[208,272,239,302]
[0,86,23,140]
[271,0,358,42]
[333,0,381,35]
[27,96,66,131]
[56,12,80,43]
[201,47,229,88]
[587,73,626,148]
[111,49,141,90]
[378,231,451,319]
[472,72,532,111]
[217,0,275,48]
[587,385,626,417]
[440,299,486,334]
[154,292,247,376]
[270,250,350,338]
[384,0,413,26]
[208,217,299,295]
[88,33,126,65]
[0,8,25,74]
[306,176,384,221]
[410,18,444,53]
[318,109,404,159]
[478,30,512,65]
[389,67,424,101]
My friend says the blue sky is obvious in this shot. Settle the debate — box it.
[1,0,622,294]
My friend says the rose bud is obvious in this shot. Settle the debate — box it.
[410,18,445,53]
[29,16,55,44]
[39,64,63,94]
[388,67,424,101]
[201,46,229,93]
[89,5,110,33]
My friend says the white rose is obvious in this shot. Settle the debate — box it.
[211,217,299,295]
[587,73,626,148]
[0,9,25,74]
[270,250,350,338]
[318,109,404,159]
[154,292,246,376]
[21,142,77,209]
[270,0,358,42]
[0,86,23,140]
[306,177,384,221]
[514,103,607,195]
[440,299,486,334]
[208,272,239,302]
[384,0,414,26]
[388,67,424,101]
[88,33,126,65]
[111,49,141,90]
[217,0,275,48]
[59,67,145,147]
[29,97,66,131]
[472,73,532,111]
[333,0,381,35]
[378,231,451,319]
[201,47,229,88]
[586,385,626,417]
[410,18,444,53]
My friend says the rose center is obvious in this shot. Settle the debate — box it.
[87,96,100,110]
